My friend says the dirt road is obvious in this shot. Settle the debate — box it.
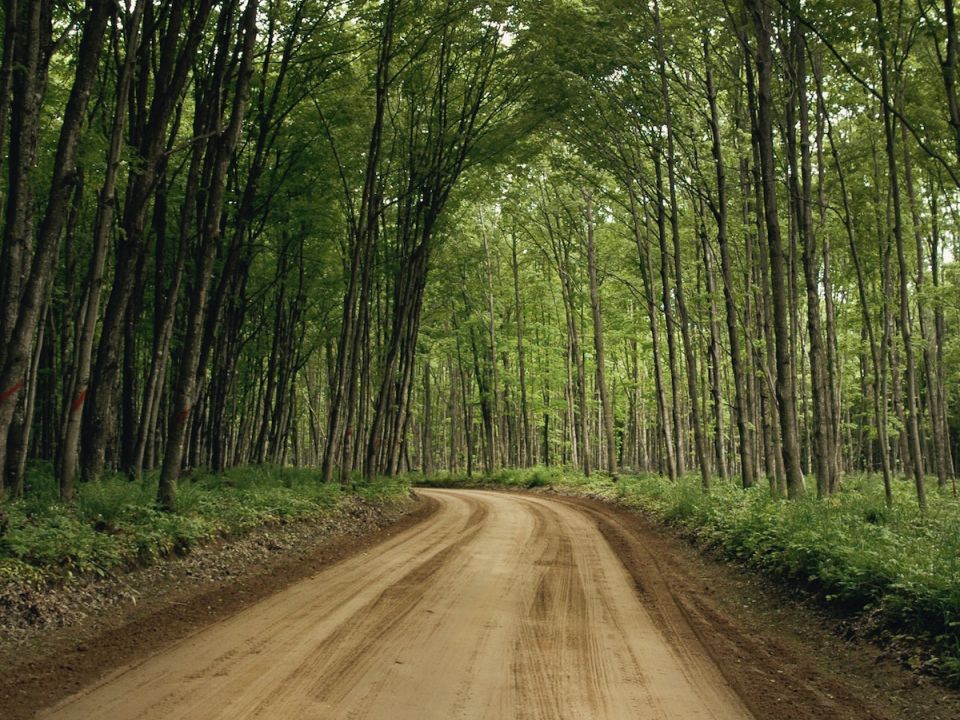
[37,489,863,719]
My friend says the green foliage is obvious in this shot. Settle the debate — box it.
[418,466,582,489]
[629,476,960,682]
[422,469,960,683]
[0,466,410,586]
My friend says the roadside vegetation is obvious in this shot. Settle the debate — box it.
[0,466,410,588]
[421,468,960,683]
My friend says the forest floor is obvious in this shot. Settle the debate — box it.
[5,487,958,719]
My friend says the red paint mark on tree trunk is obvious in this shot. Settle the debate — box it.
[176,407,190,426]
[70,389,88,412]
[0,381,24,404]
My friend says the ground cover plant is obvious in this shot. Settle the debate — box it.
[0,465,411,587]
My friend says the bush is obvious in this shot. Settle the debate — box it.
[631,476,960,682]
[0,466,412,585]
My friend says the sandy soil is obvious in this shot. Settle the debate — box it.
[33,489,876,720]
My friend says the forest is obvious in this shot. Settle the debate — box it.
[1,0,958,511]
[6,0,960,714]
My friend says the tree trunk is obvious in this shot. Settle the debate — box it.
[654,0,707,488]
[511,232,533,467]
[902,123,948,489]
[943,0,960,162]
[927,174,956,485]
[745,0,805,497]
[787,14,833,497]
[58,0,145,498]
[654,152,685,477]
[628,189,677,481]
[479,211,501,469]
[706,35,754,488]
[583,190,617,475]
[158,0,258,510]
[320,0,395,483]
[0,0,112,491]
[82,0,215,481]
[874,0,926,508]
[699,210,728,482]
[422,358,433,476]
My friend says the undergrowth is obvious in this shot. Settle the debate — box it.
[0,464,411,586]
[421,467,960,684]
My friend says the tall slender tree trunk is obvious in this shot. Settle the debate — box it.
[706,35,754,487]
[927,175,956,486]
[855,144,893,500]
[479,211,501,468]
[511,232,533,467]
[158,0,258,510]
[653,152,684,477]
[0,0,18,189]
[787,14,833,497]
[422,358,433,476]
[583,190,617,475]
[901,123,948,489]
[0,0,113,491]
[59,0,145,499]
[321,1,394,483]
[468,318,495,476]
[874,0,926,508]
[456,333,474,478]
[0,0,50,365]
[82,0,215,480]
[132,148,197,478]
[629,189,677,481]
[943,0,960,162]
[699,211,728,482]
[745,0,805,497]
[812,56,843,489]
[654,0,709,488]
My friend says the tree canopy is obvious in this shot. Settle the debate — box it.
[1,0,959,511]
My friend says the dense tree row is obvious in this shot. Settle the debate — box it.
[0,0,534,508]
[405,0,960,509]
[0,0,958,510]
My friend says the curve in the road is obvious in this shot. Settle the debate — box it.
[40,489,754,720]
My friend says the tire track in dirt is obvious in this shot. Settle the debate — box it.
[511,499,610,719]
[510,494,750,720]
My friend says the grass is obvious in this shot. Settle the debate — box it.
[0,464,412,587]
[420,466,960,683]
